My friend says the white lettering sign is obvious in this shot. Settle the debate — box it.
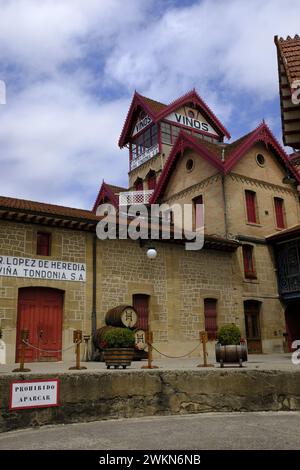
[0,256,86,282]
[166,112,218,136]
[132,114,152,136]
[10,379,59,410]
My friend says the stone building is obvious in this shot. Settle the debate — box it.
[1,86,300,364]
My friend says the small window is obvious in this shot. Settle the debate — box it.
[37,232,51,256]
[186,159,194,172]
[135,179,143,191]
[193,195,203,230]
[256,154,265,167]
[274,197,285,229]
[242,245,256,279]
[204,299,217,340]
[245,190,258,224]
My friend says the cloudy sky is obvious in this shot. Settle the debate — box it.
[0,0,299,209]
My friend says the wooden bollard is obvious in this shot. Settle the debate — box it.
[69,330,87,370]
[13,329,31,372]
[197,331,213,368]
[141,331,159,369]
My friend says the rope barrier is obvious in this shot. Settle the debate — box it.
[150,341,201,359]
[22,339,81,354]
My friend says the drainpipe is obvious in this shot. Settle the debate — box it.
[221,174,229,238]
[91,233,97,356]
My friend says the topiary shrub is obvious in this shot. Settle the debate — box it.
[101,327,135,349]
[217,324,241,345]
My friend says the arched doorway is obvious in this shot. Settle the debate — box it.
[16,287,64,362]
[244,300,262,353]
[285,302,300,352]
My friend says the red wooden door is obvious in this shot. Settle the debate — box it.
[244,301,262,353]
[133,294,149,331]
[16,287,63,362]
[204,298,217,340]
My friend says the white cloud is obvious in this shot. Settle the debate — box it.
[0,0,298,208]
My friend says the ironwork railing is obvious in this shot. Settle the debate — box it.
[130,144,159,171]
[119,190,154,206]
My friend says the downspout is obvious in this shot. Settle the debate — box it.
[91,233,97,357]
[221,153,229,238]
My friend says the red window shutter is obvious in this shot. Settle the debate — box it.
[37,232,51,256]
[194,195,203,229]
[148,174,156,191]
[245,190,257,223]
[274,198,285,229]
[133,294,149,331]
[242,245,256,278]
[135,180,143,191]
[204,299,217,340]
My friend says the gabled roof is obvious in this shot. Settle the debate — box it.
[274,34,300,149]
[92,181,127,212]
[150,122,300,203]
[275,35,300,88]
[118,89,231,148]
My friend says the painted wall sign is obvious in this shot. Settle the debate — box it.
[132,114,152,136]
[10,379,60,410]
[165,112,218,136]
[0,255,86,282]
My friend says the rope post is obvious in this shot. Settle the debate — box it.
[197,331,214,368]
[141,331,159,369]
[69,330,87,370]
[13,329,31,372]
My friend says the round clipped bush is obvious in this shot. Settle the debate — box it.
[217,324,241,346]
[101,327,135,349]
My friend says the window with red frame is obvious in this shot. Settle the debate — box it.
[131,124,158,159]
[242,244,256,279]
[135,179,143,191]
[274,197,285,229]
[161,122,180,145]
[204,299,217,340]
[37,232,51,256]
[193,195,203,230]
[147,171,156,191]
[245,190,257,223]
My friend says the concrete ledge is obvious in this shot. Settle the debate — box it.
[1,369,300,432]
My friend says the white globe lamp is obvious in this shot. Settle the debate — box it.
[146,247,157,259]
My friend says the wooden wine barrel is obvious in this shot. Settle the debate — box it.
[93,325,114,349]
[105,305,138,328]
[134,329,148,351]
[215,343,248,367]
[104,348,134,369]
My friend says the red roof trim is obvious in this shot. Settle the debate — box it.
[118,89,231,148]
[150,131,224,204]
[156,89,231,140]
[92,181,119,212]
[150,122,300,204]
[118,92,159,148]
[224,122,300,182]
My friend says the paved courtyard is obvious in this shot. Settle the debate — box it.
[0,353,298,375]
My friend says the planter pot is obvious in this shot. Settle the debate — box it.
[215,342,248,367]
[103,348,134,369]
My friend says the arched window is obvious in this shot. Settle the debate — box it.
[147,170,156,191]
[134,178,143,191]
[204,298,217,340]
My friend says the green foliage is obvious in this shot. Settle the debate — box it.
[102,327,135,349]
[217,324,241,345]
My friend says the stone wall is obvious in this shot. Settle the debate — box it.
[0,221,92,363]
[1,369,300,432]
